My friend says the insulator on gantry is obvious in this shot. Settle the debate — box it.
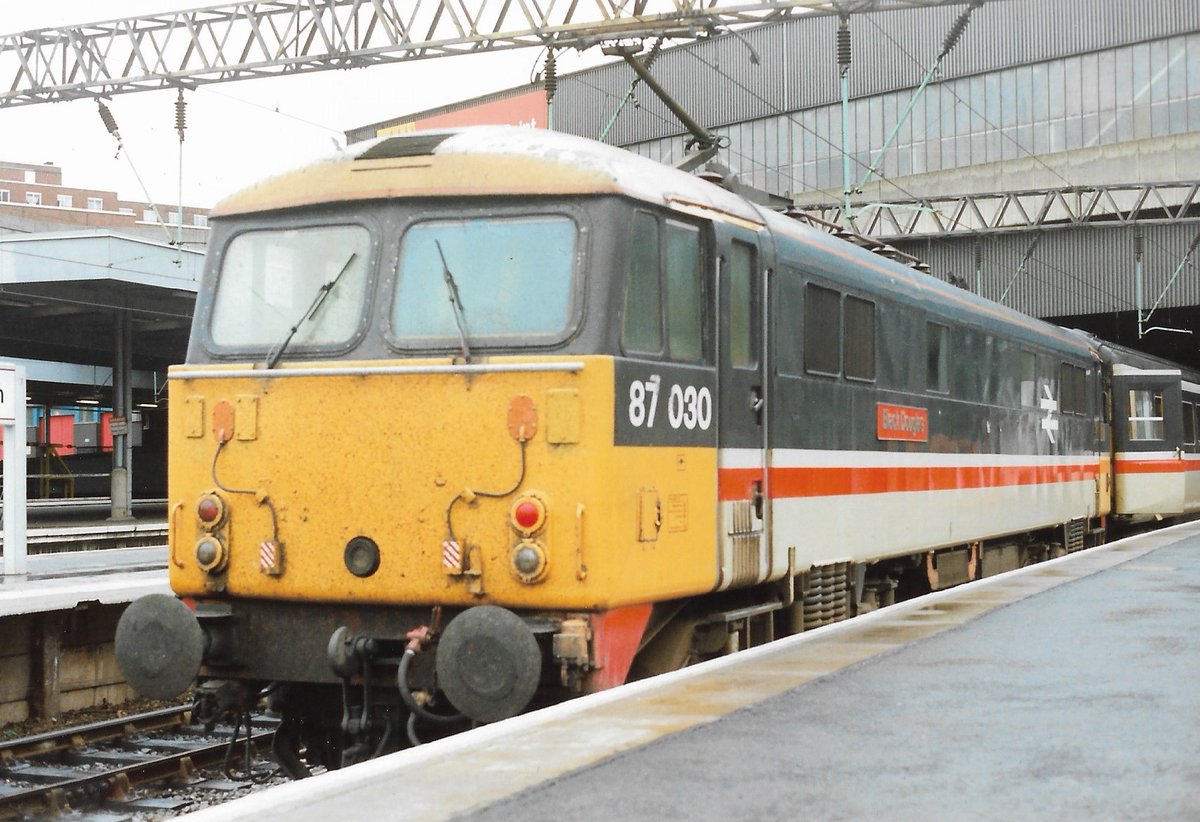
[175,89,187,142]
[544,50,557,104]
[645,37,663,68]
[837,16,851,73]
[97,100,120,136]
[939,0,985,60]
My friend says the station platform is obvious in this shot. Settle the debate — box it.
[189,519,1200,821]
[0,546,168,616]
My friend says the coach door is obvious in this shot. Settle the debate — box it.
[715,228,772,589]
[1111,368,1185,514]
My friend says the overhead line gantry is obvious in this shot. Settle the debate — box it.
[1,0,964,107]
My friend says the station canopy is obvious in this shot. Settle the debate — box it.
[0,231,202,408]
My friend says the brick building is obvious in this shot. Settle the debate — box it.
[0,159,208,243]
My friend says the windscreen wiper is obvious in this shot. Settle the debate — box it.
[265,252,357,369]
[435,240,472,363]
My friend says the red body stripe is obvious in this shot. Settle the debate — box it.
[719,462,1099,501]
[1113,459,1193,475]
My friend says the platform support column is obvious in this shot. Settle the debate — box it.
[30,611,67,721]
[109,311,134,521]
[1,362,27,576]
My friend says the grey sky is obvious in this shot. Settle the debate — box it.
[1,2,611,208]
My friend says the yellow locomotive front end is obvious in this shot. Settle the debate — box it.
[168,355,717,610]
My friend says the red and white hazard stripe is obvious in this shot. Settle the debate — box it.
[442,539,462,571]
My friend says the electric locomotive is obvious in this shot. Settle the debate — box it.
[117,126,1123,774]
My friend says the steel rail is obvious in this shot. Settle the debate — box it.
[0,705,190,763]
[0,706,275,816]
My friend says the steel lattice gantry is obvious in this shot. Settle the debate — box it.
[799,182,1200,241]
[0,0,968,107]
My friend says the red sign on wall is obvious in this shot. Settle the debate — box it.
[876,403,929,442]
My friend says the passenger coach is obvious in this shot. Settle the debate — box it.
[1095,339,1200,518]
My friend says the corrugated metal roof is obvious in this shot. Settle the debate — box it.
[554,0,1200,144]
[893,222,1200,319]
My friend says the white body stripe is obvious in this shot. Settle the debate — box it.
[773,482,1097,569]
[716,447,1100,580]
[769,449,1096,469]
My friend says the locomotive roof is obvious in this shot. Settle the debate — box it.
[757,208,1100,361]
[211,126,762,225]
[212,125,1095,361]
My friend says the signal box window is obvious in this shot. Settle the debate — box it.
[926,322,949,392]
[728,241,755,368]
[1128,389,1164,441]
[621,213,705,363]
[844,296,876,381]
[211,223,372,349]
[804,284,840,375]
[1184,401,1196,445]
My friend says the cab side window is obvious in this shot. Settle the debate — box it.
[621,213,662,354]
[664,220,703,362]
[621,211,706,363]
[728,241,755,369]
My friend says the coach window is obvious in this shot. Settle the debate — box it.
[728,241,755,368]
[1060,363,1086,415]
[844,296,876,381]
[664,220,704,362]
[621,213,663,354]
[1128,389,1164,440]
[926,322,949,392]
[804,284,841,375]
[1020,350,1037,407]
[1184,401,1196,445]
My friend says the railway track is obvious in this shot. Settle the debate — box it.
[0,705,280,817]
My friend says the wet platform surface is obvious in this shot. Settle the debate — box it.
[186,521,1200,821]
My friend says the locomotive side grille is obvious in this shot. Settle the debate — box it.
[802,562,852,630]
[1065,519,1087,554]
[727,500,761,587]
[356,134,451,160]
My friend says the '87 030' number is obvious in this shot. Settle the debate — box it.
[628,376,713,431]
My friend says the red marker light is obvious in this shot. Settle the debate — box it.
[197,494,224,526]
[514,501,540,530]
[510,496,546,534]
